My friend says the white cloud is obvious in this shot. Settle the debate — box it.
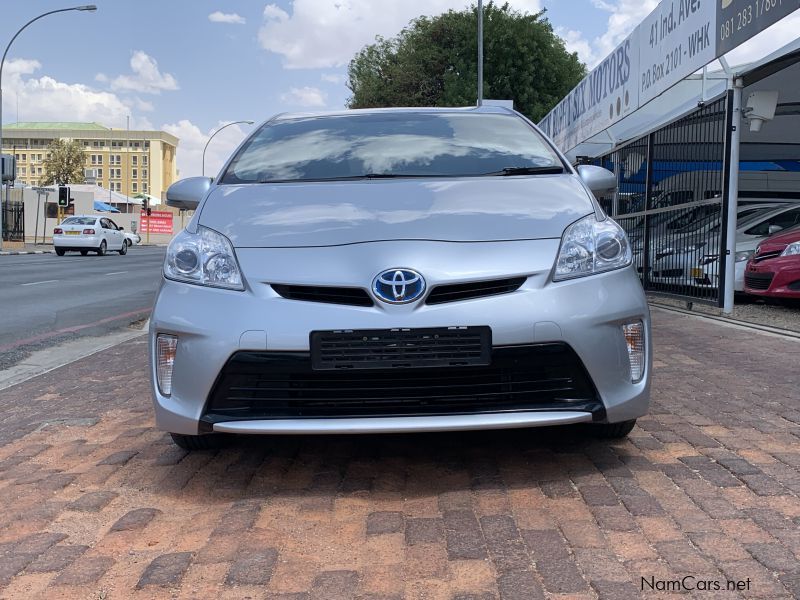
[2,58,150,129]
[280,86,327,107]
[162,120,252,178]
[560,0,658,68]
[209,11,246,24]
[258,0,541,69]
[95,72,109,83]
[132,97,155,112]
[321,73,346,85]
[111,51,179,94]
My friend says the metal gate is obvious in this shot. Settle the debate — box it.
[2,201,24,242]
[588,93,732,305]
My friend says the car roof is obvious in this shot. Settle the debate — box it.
[269,105,516,123]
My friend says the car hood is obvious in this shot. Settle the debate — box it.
[197,175,594,248]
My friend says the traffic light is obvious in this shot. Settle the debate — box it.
[58,186,70,207]
[147,207,152,216]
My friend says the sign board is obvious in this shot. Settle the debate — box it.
[717,0,800,55]
[140,210,173,235]
[538,0,800,151]
[538,31,640,150]
[32,186,56,193]
[639,0,716,104]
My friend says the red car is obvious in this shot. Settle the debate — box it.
[744,226,800,298]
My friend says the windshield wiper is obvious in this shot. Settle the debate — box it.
[258,173,438,183]
[484,166,565,176]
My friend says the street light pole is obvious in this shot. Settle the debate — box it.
[201,120,254,177]
[477,0,483,106]
[0,4,97,250]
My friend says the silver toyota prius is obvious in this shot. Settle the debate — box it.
[151,106,651,450]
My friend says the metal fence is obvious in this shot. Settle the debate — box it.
[586,93,732,305]
[1,201,24,242]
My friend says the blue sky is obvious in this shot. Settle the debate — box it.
[1,0,796,177]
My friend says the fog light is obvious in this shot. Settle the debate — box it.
[622,321,645,383]
[156,334,178,396]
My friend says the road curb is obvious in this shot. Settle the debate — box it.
[0,321,150,392]
[650,304,800,342]
[0,250,54,255]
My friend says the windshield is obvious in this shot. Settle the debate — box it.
[62,217,97,225]
[221,112,563,184]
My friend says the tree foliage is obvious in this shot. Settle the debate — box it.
[346,2,585,123]
[42,139,85,186]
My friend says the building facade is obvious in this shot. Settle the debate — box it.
[1,122,179,201]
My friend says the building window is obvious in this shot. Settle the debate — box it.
[143,182,148,193]
[37,167,42,175]
[132,156,138,166]
[97,168,103,178]
[97,155,103,165]
[132,182,138,192]
[93,141,99,147]
[91,155,97,165]
[132,169,138,178]
[142,156,148,165]
[21,154,26,161]
[116,168,122,178]
[142,169,148,179]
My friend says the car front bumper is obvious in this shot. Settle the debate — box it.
[149,241,651,435]
[744,257,800,298]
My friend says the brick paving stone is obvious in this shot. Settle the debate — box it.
[443,510,488,560]
[137,551,194,588]
[521,529,587,594]
[366,511,404,535]
[744,543,800,572]
[97,449,138,465]
[225,548,278,586]
[68,491,118,512]
[109,507,161,531]
[480,515,530,574]
[405,517,444,545]
[11,531,67,555]
[496,570,545,600]
[310,570,359,600]
[25,544,89,573]
[52,555,115,585]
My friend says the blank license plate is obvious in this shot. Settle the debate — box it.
[66,231,80,235]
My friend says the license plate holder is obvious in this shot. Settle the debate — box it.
[310,326,492,371]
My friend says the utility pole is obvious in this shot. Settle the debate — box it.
[477,0,484,106]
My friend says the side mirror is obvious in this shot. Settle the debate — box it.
[768,224,783,235]
[119,226,124,231]
[576,165,617,199]
[166,177,211,210]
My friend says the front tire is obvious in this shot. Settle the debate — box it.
[55,248,65,256]
[118,240,128,255]
[97,240,107,256]
[591,419,636,439]
[170,432,227,451]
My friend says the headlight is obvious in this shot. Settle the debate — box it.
[735,250,754,263]
[164,226,244,290]
[781,242,800,257]
[553,214,632,281]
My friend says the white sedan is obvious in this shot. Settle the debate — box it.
[53,215,128,256]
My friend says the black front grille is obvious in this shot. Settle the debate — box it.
[745,272,774,290]
[202,344,603,423]
[311,327,490,370]
[426,277,527,305]
[271,283,373,307]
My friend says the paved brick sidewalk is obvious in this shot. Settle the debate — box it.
[0,309,798,599]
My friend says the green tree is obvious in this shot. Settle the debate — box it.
[346,2,585,123]
[41,139,86,186]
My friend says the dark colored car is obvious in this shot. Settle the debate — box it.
[744,226,800,298]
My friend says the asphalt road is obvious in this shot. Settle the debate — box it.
[0,245,165,369]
